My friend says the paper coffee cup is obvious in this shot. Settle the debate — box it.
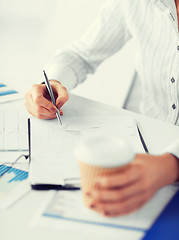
[75,134,135,208]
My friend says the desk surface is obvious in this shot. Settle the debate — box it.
[0,94,179,240]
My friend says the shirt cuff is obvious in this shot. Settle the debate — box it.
[161,138,179,185]
[162,138,179,160]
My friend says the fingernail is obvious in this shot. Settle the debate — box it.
[104,211,110,216]
[60,110,63,116]
[57,104,62,109]
[90,203,96,209]
[86,192,91,197]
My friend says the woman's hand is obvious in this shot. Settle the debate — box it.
[24,80,69,119]
[87,153,179,217]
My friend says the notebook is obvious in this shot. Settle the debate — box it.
[29,116,145,189]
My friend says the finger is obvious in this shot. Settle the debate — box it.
[25,92,57,119]
[91,180,147,202]
[31,85,56,113]
[35,113,57,120]
[91,191,152,217]
[53,85,69,109]
[28,102,56,119]
[24,90,33,113]
[95,165,142,189]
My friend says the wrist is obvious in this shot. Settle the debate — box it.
[161,153,179,184]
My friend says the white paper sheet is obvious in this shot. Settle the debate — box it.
[0,109,30,209]
[31,185,178,240]
[29,116,145,186]
[0,110,29,163]
[0,83,23,104]
[0,164,31,209]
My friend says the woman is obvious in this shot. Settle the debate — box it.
[25,0,179,216]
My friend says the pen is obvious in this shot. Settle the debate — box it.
[43,70,62,125]
[31,184,80,191]
[137,125,149,153]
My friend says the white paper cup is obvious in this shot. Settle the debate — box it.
[75,134,135,208]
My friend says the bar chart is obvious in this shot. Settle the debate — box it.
[0,83,23,103]
[0,164,30,208]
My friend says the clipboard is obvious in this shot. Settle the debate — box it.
[28,116,146,190]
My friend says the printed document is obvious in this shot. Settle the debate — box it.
[29,115,144,186]
[31,186,178,240]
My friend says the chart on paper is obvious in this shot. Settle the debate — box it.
[0,164,30,209]
[0,110,29,164]
[0,110,28,151]
[0,83,23,103]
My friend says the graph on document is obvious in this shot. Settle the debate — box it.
[0,82,23,103]
[0,164,28,201]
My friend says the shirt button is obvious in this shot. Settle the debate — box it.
[172,104,176,109]
[171,77,175,83]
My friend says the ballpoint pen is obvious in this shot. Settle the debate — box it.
[136,125,149,153]
[43,70,62,125]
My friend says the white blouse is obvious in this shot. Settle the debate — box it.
[45,0,179,158]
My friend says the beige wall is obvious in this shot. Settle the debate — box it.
[0,0,136,108]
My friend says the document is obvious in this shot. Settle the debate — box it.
[0,110,29,163]
[0,108,30,209]
[0,83,23,104]
[31,186,179,240]
[0,164,31,209]
[29,115,145,187]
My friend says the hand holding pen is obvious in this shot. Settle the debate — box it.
[24,72,69,120]
[43,70,63,124]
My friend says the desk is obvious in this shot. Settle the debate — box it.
[0,94,179,240]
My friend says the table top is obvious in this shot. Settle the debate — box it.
[0,94,179,240]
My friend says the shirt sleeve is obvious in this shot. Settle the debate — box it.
[44,0,132,91]
[163,138,179,160]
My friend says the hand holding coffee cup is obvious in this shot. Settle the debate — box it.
[75,134,135,212]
